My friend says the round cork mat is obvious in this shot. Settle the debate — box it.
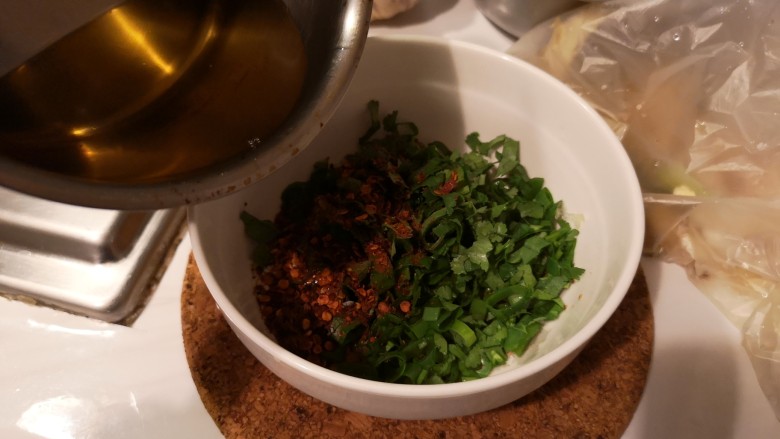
[181,254,653,439]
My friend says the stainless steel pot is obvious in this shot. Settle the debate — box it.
[0,0,372,209]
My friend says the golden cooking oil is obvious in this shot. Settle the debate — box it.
[0,0,306,183]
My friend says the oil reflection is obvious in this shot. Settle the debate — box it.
[16,395,84,439]
[26,319,116,339]
[15,392,144,438]
[110,9,174,75]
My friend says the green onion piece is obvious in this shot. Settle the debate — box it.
[422,307,441,322]
[450,320,477,348]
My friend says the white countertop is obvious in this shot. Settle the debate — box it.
[2,2,778,437]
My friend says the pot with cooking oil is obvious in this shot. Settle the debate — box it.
[0,0,371,208]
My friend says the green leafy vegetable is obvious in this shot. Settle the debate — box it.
[240,211,277,267]
[242,100,584,384]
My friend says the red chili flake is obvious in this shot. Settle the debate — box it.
[433,170,458,196]
[368,249,391,274]
[260,274,275,286]
[399,301,411,313]
[318,268,334,285]
[377,302,390,315]
[385,218,414,239]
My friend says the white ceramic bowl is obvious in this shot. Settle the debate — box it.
[188,35,644,420]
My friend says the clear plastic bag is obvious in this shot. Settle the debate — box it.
[509,0,780,419]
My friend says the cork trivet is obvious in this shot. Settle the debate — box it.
[181,254,653,439]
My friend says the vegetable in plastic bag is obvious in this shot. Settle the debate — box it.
[509,0,780,419]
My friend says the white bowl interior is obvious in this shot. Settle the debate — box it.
[188,35,644,415]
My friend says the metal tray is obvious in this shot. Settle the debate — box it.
[0,187,185,323]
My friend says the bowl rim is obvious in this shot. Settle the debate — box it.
[189,34,645,398]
